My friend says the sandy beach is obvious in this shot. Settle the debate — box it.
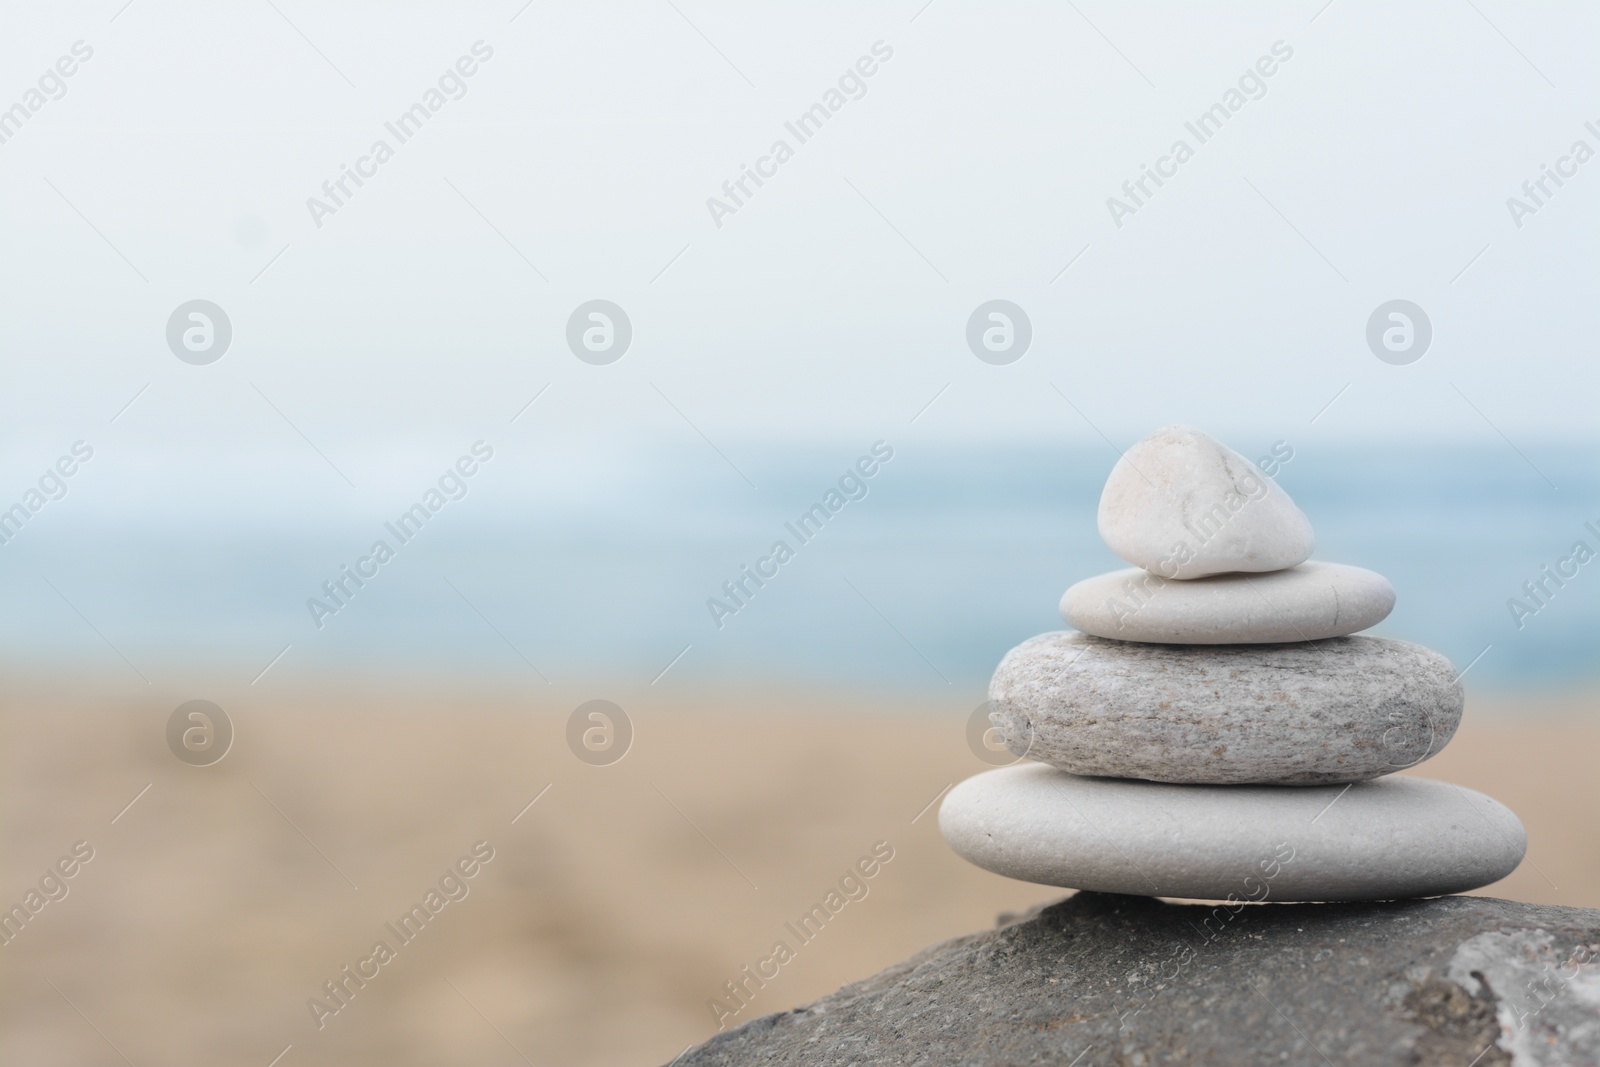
[3,677,1595,1067]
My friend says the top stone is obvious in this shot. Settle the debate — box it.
[1099,426,1314,578]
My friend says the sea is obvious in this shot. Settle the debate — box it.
[2,440,1595,701]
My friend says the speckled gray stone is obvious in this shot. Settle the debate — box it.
[938,763,1525,900]
[1060,561,1396,644]
[1099,425,1314,578]
[989,631,1461,784]
[675,893,1600,1067]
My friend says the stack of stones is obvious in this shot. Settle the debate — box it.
[940,426,1527,902]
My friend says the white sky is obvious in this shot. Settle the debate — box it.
[1,0,1596,505]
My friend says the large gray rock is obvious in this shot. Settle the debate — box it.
[676,893,1600,1066]
[990,631,1462,784]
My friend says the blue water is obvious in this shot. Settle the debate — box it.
[3,441,1596,697]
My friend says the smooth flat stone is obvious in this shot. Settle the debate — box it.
[989,631,1461,784]
[939,763,1526,901]
[1059,561,1396,644]
[1099,426,1314,578]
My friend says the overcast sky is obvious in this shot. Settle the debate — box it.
[2,0,1595,506]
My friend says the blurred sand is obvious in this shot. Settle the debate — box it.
[2,679,1595,1067]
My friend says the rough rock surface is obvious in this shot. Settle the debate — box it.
[1060,561,1395,644]
[990,631,1462,784]
[939,763,1525,900]
[676,893,1600,1067]
[1098,425,1314,578]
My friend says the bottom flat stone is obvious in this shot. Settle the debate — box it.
[939,763,1525,901]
